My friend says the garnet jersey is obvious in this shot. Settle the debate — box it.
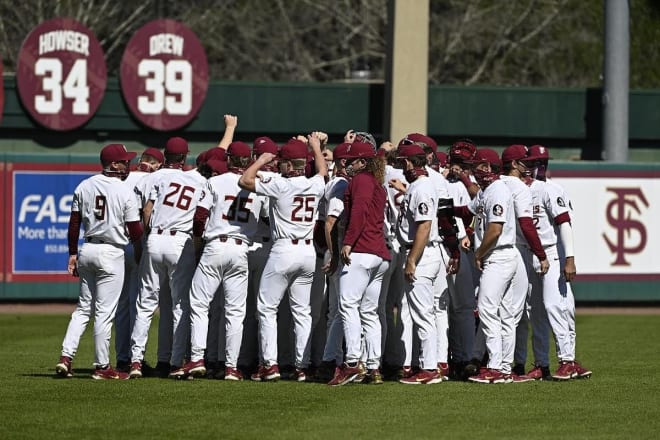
[197,172,267,243]
[396,175,439,246]
[468,179,516,252]
[72,174,140,245]
[255,174,325,241]
[148,168,206,233]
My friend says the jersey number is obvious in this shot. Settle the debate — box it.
[291,196,315,222]
[137,59,191,115]
[94,195,106,220]
[35,58,89,114]
[223,195,253,223]
[163,183,195,210]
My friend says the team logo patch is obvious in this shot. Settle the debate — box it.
[492,204,504,216]
[198,190,206,201]
[261,177,272,184]
[418,202,429,215]
[557,197,566,207]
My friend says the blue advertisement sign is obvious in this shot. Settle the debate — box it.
[12,168,95,277]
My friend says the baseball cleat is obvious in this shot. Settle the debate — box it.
[526,365,552,381]
[511,373,534,383]
[365,369,384,385]
[169,359,206,380]
[92,365,129,380]
[573,361,592,379]
[328,363,362,387]
[294,368,308,382]
[250,364,280,382]
[55,356,73,378]
[224,367,243,381]
[400,369,442,385]
[552,361,577,381]
[468,368,510,384]
[129,361,143,379]
[437,362,450,381]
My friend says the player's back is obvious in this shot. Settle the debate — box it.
[149,168,206,233]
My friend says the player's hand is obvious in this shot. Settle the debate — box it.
[224,114,238,129]
[312,131,328,146]
[344,130,356,143]
[322,255,339,275]
[388,178,407,193]
[258,152,277,164]
[564,256,576,282]
[68,255,79,277]
[340,245,352,266]
[538,258,550,275]
[446,257,460,275]
[295,135,308,144]
[379,141,394,152]
[474,254,484,271]
[308,133,322,150]
[404,258,417,282]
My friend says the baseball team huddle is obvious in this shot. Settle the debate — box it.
[55,114,592,385]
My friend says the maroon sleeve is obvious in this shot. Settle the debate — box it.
[554,212,571,225]
[343,175,371,247]
[193,206,210,237]
[453,205,474,226]
[518,217,547,260]
[126,221,144,243]
[67,211,82,255]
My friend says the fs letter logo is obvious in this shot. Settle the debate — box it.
[602,187,649,266]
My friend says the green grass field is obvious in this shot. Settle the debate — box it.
[0,313,658,440]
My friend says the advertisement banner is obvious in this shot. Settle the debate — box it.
[553,170,660,282]
[6,163,97,282]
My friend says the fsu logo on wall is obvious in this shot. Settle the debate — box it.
[120,19,209,131]
[16,18,107,131]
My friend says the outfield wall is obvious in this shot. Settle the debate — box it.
[1,154,658,302]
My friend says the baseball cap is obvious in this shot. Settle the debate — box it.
[100,144,137,164]
[195,150,209,166]
[207,159,228,175]
[470,148,503,168]
[142,147,164,164]
[527,144,552,161]
[343,142,376,159]
[449,139,477,162]
[280,139,308,160]
[397,143,426,158]
[206,148,227,162]
[253,136,279,155]
[436,151,448,168]
[406,133,438,153]
[165,137,189,154]
[333,142,351,160]
[227,141,252,158]
[501,144,529,163]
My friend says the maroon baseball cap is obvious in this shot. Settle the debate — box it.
[397,144,426,158]
[280,139,308,160]
[207,159,228,175]
[343,142,376,159]
[436,151,448,167]
[253,136,279,155]
[527,144,552,161]
[142,147,164,163]
[227,141,252,158]
[406,133,438,153]
[165,136,189,154]
[100,144,137,164]
[470,148,503,168]
[449,139,477,162]
[501,144,529,163]
[333,142,351,160]
[206,148,227,162]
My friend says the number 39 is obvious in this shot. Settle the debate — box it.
[137,59,191,115]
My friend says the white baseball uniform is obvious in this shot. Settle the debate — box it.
[467,179,518,374]
[396,174,442,371]
[60,173,140,367]
[254,173,325,369]
[131,167,206,368]
[188,172,267,368]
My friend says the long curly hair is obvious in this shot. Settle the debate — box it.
[365,156,386,185]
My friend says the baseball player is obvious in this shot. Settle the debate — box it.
[457,148,519,384]
[391,142,460,385]
[239,135,327,382]
[174,141,266,380]
[114,147,163,373]
[55,144,143,380]
[327,142,391,386]
[130,137,206,378]
[517,145,591,380]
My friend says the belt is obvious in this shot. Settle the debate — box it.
[404,241,438,250]
[493,244,514,250]
[155,228,187,236]
[86,237,107,244]
[291,239,312,245]
[216,235,244,245]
